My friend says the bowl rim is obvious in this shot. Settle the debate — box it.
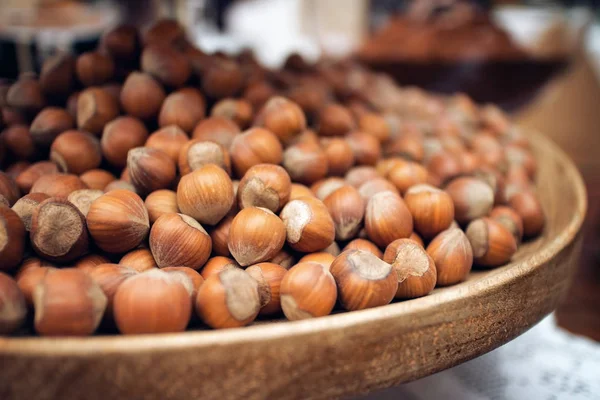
[0,130,587,356]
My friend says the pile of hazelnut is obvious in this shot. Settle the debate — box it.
[0,20,545,336]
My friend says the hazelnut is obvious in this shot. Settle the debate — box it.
[146,125,189,163]
[114,269,192,334]
[286,83,329,118]
[159,88,206,133]
[141,44,191,87]
[6,78,45,115]
[490,206,524,244]
[77,87,119,135]
[466,217,517,267]
[473,167,506,205]
[427,152,462,186]
[127,147,176,195]
[311,177,346,201]
[75,52,115,87]
[104,180,137,193]
[343,238,383,259]
[73,254,111,273]
[30,173,88,198]
[346,131,381,166]
[237,164,291,212]
[385,136,424,162]
[358,113,390,142]
[33,268,107,336]
[383,239,437,298]
[120,72,166,120]
[0,172,20,205]
[30,107,75,147]
[471,133,505,169]
[321,138,355,176]
[280,262,337,320]
[201,59,243,99]
[100,25,140,62]
[268,248,296,269]
[144,19,186,47]
[87,190,150,253]
[196,268,260,329]
[15,258,55,306]
[387,162,429,195]
[15,161,59,193]
[290,183,315,200]
[280,196,335,252]
[119,248,158,272]
[376,158,406,178]
[289,129,320,147]
[230,128,283,177]
[162,266,204,300]
[345,166,379,188]
[358,178,399,201]
[426,228,473,286]
[243,81,277,110]
[318,104,355,136]
[200,256,240,280]
[209,215,234,257]
[323,185,365,241]
[365,191,413,248]
[211,98,253,129]
[39,53,75,98]
[0,271,27,334]
[404,184,455,239]
[283,142,328,185]
[178,140,231,176]
[50,130,101,174]
[5,161,30,180]
[508,191,545,238]
[505,145,536,179]
[87,264,137,320]
[254,96,306,144]
[192,116,241,149]
[246,262,287,315]
[144,189,179,223]
[101,116,149,168]
[330,250,397,310]
[445,177,494,225]
[1,124,35,160]
[79,169,116,191]
[177,164,234,225]
[229,207,286,266]
[297,252,336,270]
[67,189,103,216]
[11,193,49,231]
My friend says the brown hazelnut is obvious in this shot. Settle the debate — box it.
[15,258,55,306]
[426,228,473,286]
[87,263,137,321]
[343,238,383,259]
[159,88,206,133]
[346,131,381,166]
[466,217,517,267]
[33,268,107,336]
[178,140,231,176]
[114,269,192,334]
[358,113,390,142]
[177,164,234,225]
[345,166,379,188]
[243,81,277,110]
[321,137,355,176]
[376,158,407,178]
[200,256,240,280]
[323,185,365,241]
[0,172,20,205]
[6,78,45,115]
[404,184,455,239]
[30,173,88,198]
[119,248,158,272]
[5,161,30,180]
[311,177,346,201]
[209,215,234,257]
[195,268,260,329]
[318,104,355,136]
[471,133,505,169]
[120,70,167,118]
[297,252,336,270]
[127,147,176,195]
[104,180,137,194]
[15,161,59,193]
[358,178,399,201]
[30,107,75,147]
[383,239,437,298]
[67,189,103,217]
[290,183,315,200]
[141,44,191,87]
[268,248,297,269]
[76,52,115,87]
[145,125,188,164]
[1,125,35,160]
[490,206,524,244]
[254,96,306,144]
[289,129,320,147]
[246,262,287,315]
[427,152,462,186]
[508,191,545,238]
[50,130,101,174]
[100,25,140,62]
[286,83,329,118]
[73,254,111,273]
[77,87,119,135]
[385,136,425,162]
[191,116,241,149]
[39,53,75,98]
[0,271,27,334]
[0,206,25,271]
[330,250,398,310]
[230,128,283,177]
[144,19,186,47]
[87,190,149,253]
[280,196,335,252]
[101,116,149,168]
[79,169,116,191]
[229,207,286,266]
[201,59,243,99]
[11,193,50,231]
[387,162,429,195]
[445,177,494,226]
[145,189,179,224]
[237,164,291,212]
[211,98,253,129]
[280,262,337,320]
[473,167,506,205]
[283,142,328,185]
[162,266,204,300]
[365,191,413,248]
[505,145,536,179]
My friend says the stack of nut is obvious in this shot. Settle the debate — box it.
[0,20,545,336]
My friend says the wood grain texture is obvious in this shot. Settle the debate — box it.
[0,131,587,400]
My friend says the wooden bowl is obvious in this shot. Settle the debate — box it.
[0,131,586,400]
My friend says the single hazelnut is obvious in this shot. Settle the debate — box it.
[330,249,398,310]
[297,252,336,270]
[466,217,517,267]
[426,228,473,286]
[473,167,506,205]
[159,88,205,133]
[490,206,524,244]
[343,238,383,259]
[237,164,291,212]
[178,140,231,176]
[230,128,283,177]
[87,264,137,321]
[508,191,545,238]
[268,248,296,269]
[311,177,346,201]
[345,166,379,188]
[254,96,306,144]
[365,191,413,248]
[243,81,277,110]
[162,266,204,300]
[211,98,253,129]
[114,269,192,334]
[77,87,119,135]
[33,268,107,336]
[73,254,110,273]
[75,52,115,87]
[280,196,335,252]
[358,178,399,201]
[246,262,287,315]
[0,271,27,334]
[0,172,20,205]
[290,183,315,200]
[191,116,241,149]
[30,107,75,147]
[101,116,149,168]
[50,130,101,174]
[6,78,45,115]
[141,44,191,87]
[358,113,390,142]
[1,124,35,160]
[286,83,329,118]
[346,131,381,166]
[39,53,75,98]
[100,25,140,62]
[30,173,88,198]
[445,177,494,225]
[120,71,166,116]
[427,152,462,186]
[79,169,116,191]
[280,262,337,320]
[144,19,186,47]
[387,162,429,195]
[144,190,179,224]
[201,59,243,99]
[209,215,234,257]
[228,207,286,266]
[15,161,59,193]
[404,184,455,239]
[87,190,150,253]
[177,164,234,225]
[383,239,437,298]
[385,136,424,162]
[104,180,137,194]
[289,129,320,147]
[119,247,158,272]
[321,137,355,176]
[323,185,365,241]
[15,258,55,306]
[146,125,189,164]
[283,142,328,185]
[200,256,240,280]
[318,104,355,136]
[127,147,176,195]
